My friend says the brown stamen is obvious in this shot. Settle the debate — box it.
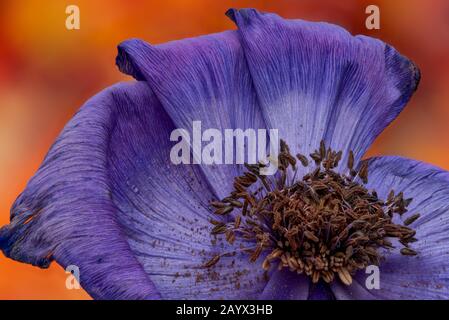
[207,140,419,285]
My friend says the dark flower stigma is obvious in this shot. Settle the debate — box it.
[206,140,419,286]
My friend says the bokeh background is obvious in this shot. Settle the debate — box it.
[0,0,448,300]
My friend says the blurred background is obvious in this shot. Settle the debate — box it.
[0,0,448,299]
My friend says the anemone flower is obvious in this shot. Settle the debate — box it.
[1,8,448,300]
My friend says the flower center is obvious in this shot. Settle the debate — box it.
[206,140,419,286]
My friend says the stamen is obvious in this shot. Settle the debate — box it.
[207,140,419,286]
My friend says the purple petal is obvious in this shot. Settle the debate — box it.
[0,81,267,299]
[259,269,309,300]
[261,269,350,300]
[363,156,449,299]
[330,277,378,300]
[117,31,266,199]
[227,8,420,175]
[307,281,335,300]
[0,82,161,299]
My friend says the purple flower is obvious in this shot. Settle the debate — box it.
[1,8,448,300]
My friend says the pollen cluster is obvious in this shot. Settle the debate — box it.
[206,140,419,286]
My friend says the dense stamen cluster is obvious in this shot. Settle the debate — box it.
[206,140,419,286]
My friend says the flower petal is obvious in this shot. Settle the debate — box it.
[259,269,309,300]
[260,270,343,300]
[308,282,335,300]
[330,277,378,300]
[227,8,420,174]
[0,82,161,299]
[363,156,449,299]
[0,81,267,299]
[117,32,266,199]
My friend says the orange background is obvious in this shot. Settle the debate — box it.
[0,0,448,299]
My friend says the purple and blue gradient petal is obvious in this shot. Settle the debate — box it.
[260,269,310,300]
[330,279,377,300]
[0,82,161,299]
[227,8,420,176]
[117,31,266,199]
[356,156,449,299]
[0,81,267,299]
[106,81,268,299]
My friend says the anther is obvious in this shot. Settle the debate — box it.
[207,140,419,286]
